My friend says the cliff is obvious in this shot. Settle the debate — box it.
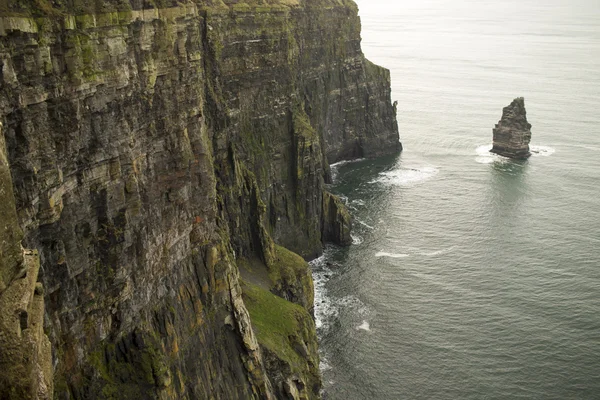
[0,0,401,398]
[490,97,531,159]
[0,123,53,399]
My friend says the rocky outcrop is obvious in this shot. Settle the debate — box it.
[322,191,352,246]
[0,0,401,398]
[490,97,532,159]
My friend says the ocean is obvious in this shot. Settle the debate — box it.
[312,0,600,398]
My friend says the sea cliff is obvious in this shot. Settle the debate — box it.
[0,0,400,398]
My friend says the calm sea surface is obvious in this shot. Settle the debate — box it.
[312,1,600,398]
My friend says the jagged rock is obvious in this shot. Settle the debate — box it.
[322,191,353,246]
[490,97,532,159]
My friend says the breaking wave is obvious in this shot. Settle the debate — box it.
[371,166,439,186]
[310,253,370,336]
[351,234,364,245]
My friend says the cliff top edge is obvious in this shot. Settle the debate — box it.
[0,0,358,19]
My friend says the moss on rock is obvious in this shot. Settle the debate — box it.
[238,244,315,313]
[242,281,320,399]
[269,245,314,312]
[87,329,171,400]
[0,0,400,397]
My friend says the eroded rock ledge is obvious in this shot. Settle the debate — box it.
[0,1,401,398]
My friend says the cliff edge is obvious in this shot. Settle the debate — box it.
[0,0,401,398]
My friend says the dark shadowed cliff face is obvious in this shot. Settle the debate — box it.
[0,0,400,398]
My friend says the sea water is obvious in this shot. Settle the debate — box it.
[313,0,600,398]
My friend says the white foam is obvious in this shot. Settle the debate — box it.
[309,253,327,268]
[329,158,366,182]
[337,295,369,315]
[530,145,556,157]
[329,158,366,168]
[351,199,366,207]
[310,255,334,330]
[475,157,495,164]
[351,234,364,245]
[476,144,555,163]
[320,356,333,371]
[376,251,409,258]
[312,269,335,330]
[356,219,375,230]
[356,320,371,331]
[476,144,494,155]
[475,144,510,164]
[371,166,439,186]
[310,250,371,340]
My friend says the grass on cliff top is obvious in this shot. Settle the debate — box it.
[270,244,308,283]
[238,245,310,293]
[242,281,309,370]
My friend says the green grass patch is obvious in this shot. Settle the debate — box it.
[270,244,307,282]
[242,281,311,371]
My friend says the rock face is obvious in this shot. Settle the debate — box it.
[0,125,52,400]
[0,0,401,398]
[490,97,532,159]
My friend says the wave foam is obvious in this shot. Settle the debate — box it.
[311,267,334,330]
[320,356,333,371]
[476,144,555,163]
[310,257,370,333]
[356,219,375,230]
[329,158,366,182]
[371,166,438,186]
[329,158,366,168]
[375,251,410,258]
[337,295,369,315]
[356,320,371,331]
[530,145,556,156]
[351,234,364,245]
[475,144,510,164]
[351,199,366,207]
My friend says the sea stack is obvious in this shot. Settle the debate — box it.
[490,97,532,159]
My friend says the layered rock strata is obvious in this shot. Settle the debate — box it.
[0,126,52,400]
[0,0,401,398]
[490,97,532,159]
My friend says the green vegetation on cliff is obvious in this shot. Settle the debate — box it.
[242,281,320,398]
[270,245,315,310]
[0,0,359,18]
[238,244,314,312]
[0,0,399,397]
[88,330,171,400]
